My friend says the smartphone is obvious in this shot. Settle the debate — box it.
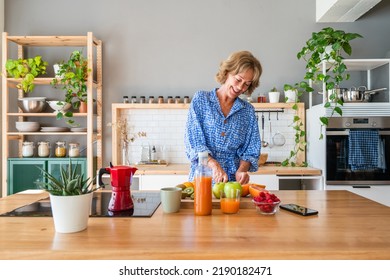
[280,203,318,216]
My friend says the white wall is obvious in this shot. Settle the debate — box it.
[3,0,390,169]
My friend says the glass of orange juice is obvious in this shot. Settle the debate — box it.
[220,188,241,214]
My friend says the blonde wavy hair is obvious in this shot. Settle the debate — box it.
[215,51,262,95]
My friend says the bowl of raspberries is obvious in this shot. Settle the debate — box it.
[252,191,281,215]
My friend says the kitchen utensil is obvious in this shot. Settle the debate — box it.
[268,118,274,148]
[326,87,347,102]
[343,86,387,102]
[18,97,47,113]
[15,121,40,132]
[98,163,138,214]
[261,114,268,147]
[272,131,286,146]
[47,100,72,113]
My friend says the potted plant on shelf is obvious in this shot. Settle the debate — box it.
[296,27,363,139]
[51,50,91,125]
[35,159,100,233]
[268,87,280,103]
[4,55,48,93]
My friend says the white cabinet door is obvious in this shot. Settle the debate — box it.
[325,185,390,207]
[140,175,189,190]
[249,175,279,190]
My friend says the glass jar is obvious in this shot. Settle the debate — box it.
[183,96,190,104]
[68,143,80,158]
[22,141,35,158]
[175,96,181,104]
[167,96,174,104]
[123,95,129,103]
[37,141,50,157]
[55,141,67,158]
[158,96,164,104]
[148,96,155,103]
[139,96,146,104]
[131,96,137,103]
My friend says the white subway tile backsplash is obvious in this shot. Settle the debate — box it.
[120,108,300,164]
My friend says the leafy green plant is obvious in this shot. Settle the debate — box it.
[282,83,307,167]
[35,159,99,196]
[270,86,278,92]
[4,56,48,93]
[51,50,91,125]
[296,27,362,139]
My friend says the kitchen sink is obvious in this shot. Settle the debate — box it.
[0,191,161,218]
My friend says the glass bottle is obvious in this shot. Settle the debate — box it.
[194,151,213,216]
[55,141,67,158]
[37,141,50,157]
[175,96,181,104]
[68,143,80,158]
[22,141,35,158]
[167,96,174,104]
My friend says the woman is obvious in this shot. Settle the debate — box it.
[185,50,262,185]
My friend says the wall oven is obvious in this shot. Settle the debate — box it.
[326,117,390,185]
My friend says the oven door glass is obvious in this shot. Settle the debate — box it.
[326,133,390,185]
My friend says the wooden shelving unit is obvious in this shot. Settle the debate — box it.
[1,32,103,196]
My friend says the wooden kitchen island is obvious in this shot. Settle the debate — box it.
[0,190,389,260]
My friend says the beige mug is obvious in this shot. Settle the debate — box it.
[160,187,182,213]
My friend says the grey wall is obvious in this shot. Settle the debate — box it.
[3,0,390,169]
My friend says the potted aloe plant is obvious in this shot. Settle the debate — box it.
[4,55,48,93]
[51,50,91,125]
[35,159,100,233]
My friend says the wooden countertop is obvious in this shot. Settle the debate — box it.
[135,164,322,176]
[1,189,389,260]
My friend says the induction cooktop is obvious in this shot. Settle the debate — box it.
[0,191,161,218]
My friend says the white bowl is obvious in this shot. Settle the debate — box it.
[47,101,72,113]
[15,121,40,132]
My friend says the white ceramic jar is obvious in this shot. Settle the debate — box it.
[22,141,35,157]
[68,143,80,157]
[37,141,50,157]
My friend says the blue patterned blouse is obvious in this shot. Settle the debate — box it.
[185,89,261,181]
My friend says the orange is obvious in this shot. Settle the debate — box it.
[183,181,194,189]
[241,184,250,197]
[248,184,267,198]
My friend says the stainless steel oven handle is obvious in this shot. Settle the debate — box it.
[326,130,390,136]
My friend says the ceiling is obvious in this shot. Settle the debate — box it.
[316,0,382,22]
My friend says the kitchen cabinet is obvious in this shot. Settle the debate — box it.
[250,174,323,190]
[1,32,103,196]
[7,158,87,195]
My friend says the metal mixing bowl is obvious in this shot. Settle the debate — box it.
[17,97,47,113]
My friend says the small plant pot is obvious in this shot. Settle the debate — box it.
[284,90,297,103]
[79,101,88,113]
[268,91,280,103]
[50,192,93,233]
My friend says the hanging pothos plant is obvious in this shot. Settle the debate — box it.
[281,27,363,166]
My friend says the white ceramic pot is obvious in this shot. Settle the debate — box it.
[50,192,93,233]
[285,90,297,103]
[268,91,280,103]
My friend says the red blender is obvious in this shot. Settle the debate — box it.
[98,163,138,214]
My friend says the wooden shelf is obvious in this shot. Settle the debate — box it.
[1,32,103,197]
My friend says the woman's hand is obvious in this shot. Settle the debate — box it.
[235,171,249,185]
[207,157,228,183]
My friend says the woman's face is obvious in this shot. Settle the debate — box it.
[225,68,254,99]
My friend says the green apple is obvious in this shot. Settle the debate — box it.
[223,181,242,199]
[212,182,225,199]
